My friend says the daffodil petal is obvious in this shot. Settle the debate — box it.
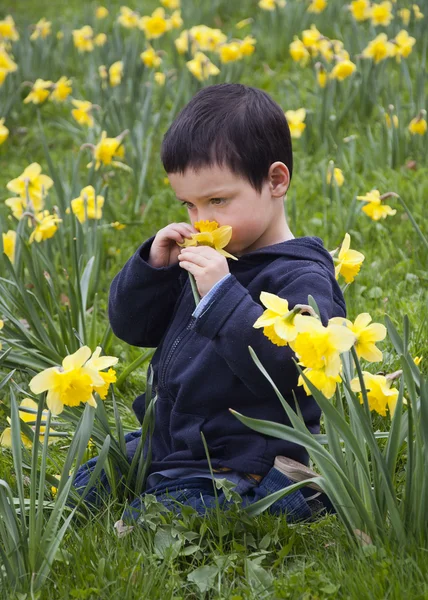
[259,291,289,315]
[29,367,59,394]
[62,346,92,371]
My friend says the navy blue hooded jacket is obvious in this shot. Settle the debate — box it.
[108,235,346,476]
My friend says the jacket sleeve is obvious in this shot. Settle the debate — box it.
[193,268,337,399]
[108,236,183,347]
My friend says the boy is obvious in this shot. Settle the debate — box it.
[76,83,345,521]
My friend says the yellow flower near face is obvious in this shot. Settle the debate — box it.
[391,30,416,62]
[333,233,365,283]
[330,59,356,81]
[370,1,393,26]
[357,189,397,220]
[289,37,310,66]
[7,162,53,207]
[285,108,306,139]
[72,25,95,52]
[0,46,18,86]
[96,6,109,19]
[408,113,427,135]
[362,33,394,63]
[109,61,123,87]
[327,167,344,187]
[308,0,327,14]
[330,313,386,362]
[178,220,237,260]
[154,71,166,86]
[186,52,220,82]
[29,210,62,244]
[94,33,107,47]
[292,314,356,378]
[0,117,9,144]
[298,368,341,399]
[349,0,371,21]
[68,186,104,223]
[29,346,118,415]
[88,130,126,170]
[24,79,53,104]
[141,45,162,68]
[0,398,57,448]
[351,372,399,417]
[71,99,95,128]
[218,42,242,64]
[139,8,171,40]
[30,18,52,41]
[2,230,16,263]
[117,6,140,28]
[398,8,411,26]
[253,292,299,347]
[50,76,72,102]
[0,15,19,41]
[161,0,180,9]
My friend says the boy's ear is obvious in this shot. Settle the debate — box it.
[268,162,290,197]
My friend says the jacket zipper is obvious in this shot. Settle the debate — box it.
[159,316,196,391]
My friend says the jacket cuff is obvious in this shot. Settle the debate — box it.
[194,275,249,339]
[136,236,182,277]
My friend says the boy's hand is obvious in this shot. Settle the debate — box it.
[148,222,196,268]
[178,246,230,297]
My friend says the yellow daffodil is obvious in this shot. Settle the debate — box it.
[327,167,344,187]
[240,35,257,56]
[308,0,327,14]
[330,59,356,81]
[333,233,365,283]
[357,189,397,220]
[94,33,107,47]
[7,163,53,207]
[298,367,342,399]
[259,0,276,10]
[72,25,95,52]
[0,117,9,144]
[330,313,386,362]
[178,220,237,260]
[186,52,220,82]
[175,30,189,54]
[351,372,399,416]
[109,61,123,86]
[0,398,57,448]
[118,6,141,28]
[161,0,180,8]
[362,33,394,63]
[95,6,109,19]
[218,42,242,63]
[50,76,72,102]
[68,186,104,223]
[139,8,171,40]
[141,45,162,68]
[408,112,427,135]
[391,30,416,62]
[111,221,126,230]
[85,346,118,399]
[23,79,53,104]
[30,18,52,41]
[0,15,19,42]
[2,230,16,263]
[0,46,18,86]
[154,71,166,86]
[5,197,26,219]
[349,0,371,21]
[370,1,393,26]
[292,314,356,377]
[71,99,95,128]
[413,4,423,20]
[385,111,398,128]
[29,210,62,244]
[236,18,253,29]
[285,108,306,139]
[253,292,299,347]
[398,8,411,26]
[29,346,118,415]
[169,10,183,29]
[316,63,328,88]
[87,130,127,170]
[413,356,422,366]
[189,25,227,52]
[302,25,322,54]
[289,37,310,66]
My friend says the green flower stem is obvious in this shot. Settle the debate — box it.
[189,273,201,306]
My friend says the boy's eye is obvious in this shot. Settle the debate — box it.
[210,198,225,205]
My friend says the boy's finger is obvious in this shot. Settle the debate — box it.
[178,252,209,268]
[178,261,203,276]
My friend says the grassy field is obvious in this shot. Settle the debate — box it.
[0,0,427,598]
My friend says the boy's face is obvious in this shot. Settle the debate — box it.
[168,163,289,256]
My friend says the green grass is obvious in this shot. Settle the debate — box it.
[0,0,428,597]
